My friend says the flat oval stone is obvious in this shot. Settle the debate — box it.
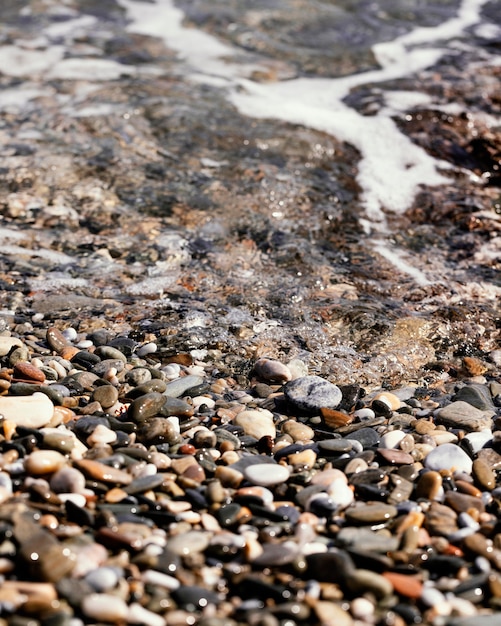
[25,450,67,475]
[243,463,290,486]
[234,409,275,440]
[166,531,210,556]
[346,568,393,599]
[252,541,299,567]
[377,448,414,465]
[472,458,496,490]
[424,443,473,474]
[75,459,132,485]
[50,467,86,494]
[92,385,119,409]
[434,401,494,432]
[347,427,380,449]
[284,376,342,413]
[344,502,398,524]
[46,328,71,354]
[128,392,166,421]
[282,420,315,442]
[164,375,204,398]
[81,593,128,622]
[13,362,46,383]
[0,392,54,428]
[318,439,353,454]
[254,358,292,383]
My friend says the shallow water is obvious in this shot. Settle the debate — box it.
[0,0,499,384]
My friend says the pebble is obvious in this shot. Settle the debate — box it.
[254,358,292,382]
[24,450,67,475]
[425,443,473,474]
[243,463,290,486]
[344,502,398,524]
[434,401,494,432]
[0,322,499,626]
[163,375,204,398]
[0,392,55,428]
[234,408,276,440]
[81,593,128,622]
[284,375,342,413]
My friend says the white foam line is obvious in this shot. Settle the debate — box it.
[372,240,431,286]
[119,0,488,227]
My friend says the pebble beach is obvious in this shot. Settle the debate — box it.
[0,323,500,626]
[0,0,500,624]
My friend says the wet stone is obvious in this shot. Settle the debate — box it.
[416,470,443,500]
[434,401,494,432]
[172,585,221,610]
[128,392,166,421]
[46,328,71,355]
[284,375,342,414]
[472,458,496,490]
[453,384,495,411]
[344,502,398,524]
[425,443,473,474]
[377,448,414,465]
[336,527,400,553]
[346,427,380,449]
[163,375,204,398]
[92,384,119,409]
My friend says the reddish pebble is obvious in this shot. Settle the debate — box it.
[383,572,423,599]
[13,362,45,383]
[178,444,196,455]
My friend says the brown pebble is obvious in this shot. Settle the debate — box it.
[472,458,496,490]
[416,471,442,500]
[13,362,45,383]
[320,408,353,429]
[424,502,458,536]
[377,448,414,465]
[46,327,71,354]
[75,459,132,485]
[60,346,80,361]
[455,479,482,498]
[463,356,488,376]
[414,420,436,435]
[444,490,485,514]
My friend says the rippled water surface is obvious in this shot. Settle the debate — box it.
[0,0,499,384]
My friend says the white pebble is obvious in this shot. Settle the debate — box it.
[81,594,128,622]
[127,603,166,626]
[48,359,67,378]
[87,424,117,446]
[424,443,473,474]
[244,463,290,487]
[162,363,180,380]
[76,339,93,349]
[58,493,87,508]
[327,478,354,508]
[354,407,375,420]
[351,597,375,619]
[141,569,180,590]
[61,328,78,342]
[85,567,119,592]
[137,342,157,357]
[192,396,216,410]
[379,430,406,449]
